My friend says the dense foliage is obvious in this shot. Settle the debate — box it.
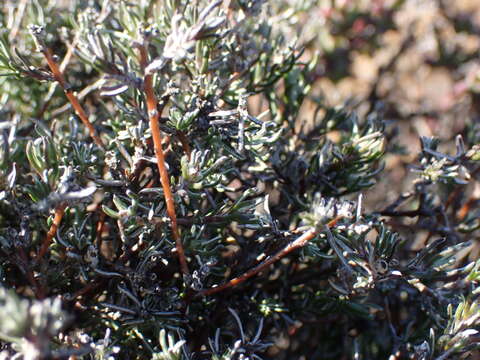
[0,1,480,359]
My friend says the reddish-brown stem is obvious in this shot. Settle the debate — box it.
[177,130,192,159]
[96,210,106,250]
[38,203,66,260]
[199,217,343,297]
[457,197,478,221]
[444,166,480,212]
[42,48,104,148]
[138,44,189,275]
[199,228,318,297]
[70,280,104,301]
[37,35,79,118]
[17,247,45,299]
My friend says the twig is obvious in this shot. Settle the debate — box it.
[17,247,45,299]
[95,210,106,252]
[177,130,192,159]
[38,203,66,260]
[137,41,189,275]
[378,208,431,218]
[445,165,480,212]
[43,48,104,148]
[37,33,80,118]
[70,280,105,301]
[198,217,342,297]
[50,79,105,118]
[379,192,433,218]
[29,26,104,148]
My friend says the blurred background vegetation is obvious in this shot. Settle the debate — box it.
[268,0,480,260]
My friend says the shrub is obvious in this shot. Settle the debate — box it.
[0,1,479,359]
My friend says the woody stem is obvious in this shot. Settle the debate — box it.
[138,44,189,276]
[41,47,104,149]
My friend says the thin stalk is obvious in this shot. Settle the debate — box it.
[199,228,317,297]
[38,203,66,260]
[96,210,106,249]
[29,25,103,148]
[37,33,80,118]
[71,280,104,301]
[138,43,189,275]
[17,247,45,299]
[198,217,342,297]
[177,130,192,159]
[41,48,104,148]
[29,28,105,265]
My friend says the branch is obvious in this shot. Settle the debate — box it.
[198,229,317,297]
[29,26,104,148]
[198,217,342,297]
[177,130,192,159]
[17,247,45,299]
[42,48,104,148]
[378,208,431,218]
[38,203,66,260]
[137,41,189,275]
